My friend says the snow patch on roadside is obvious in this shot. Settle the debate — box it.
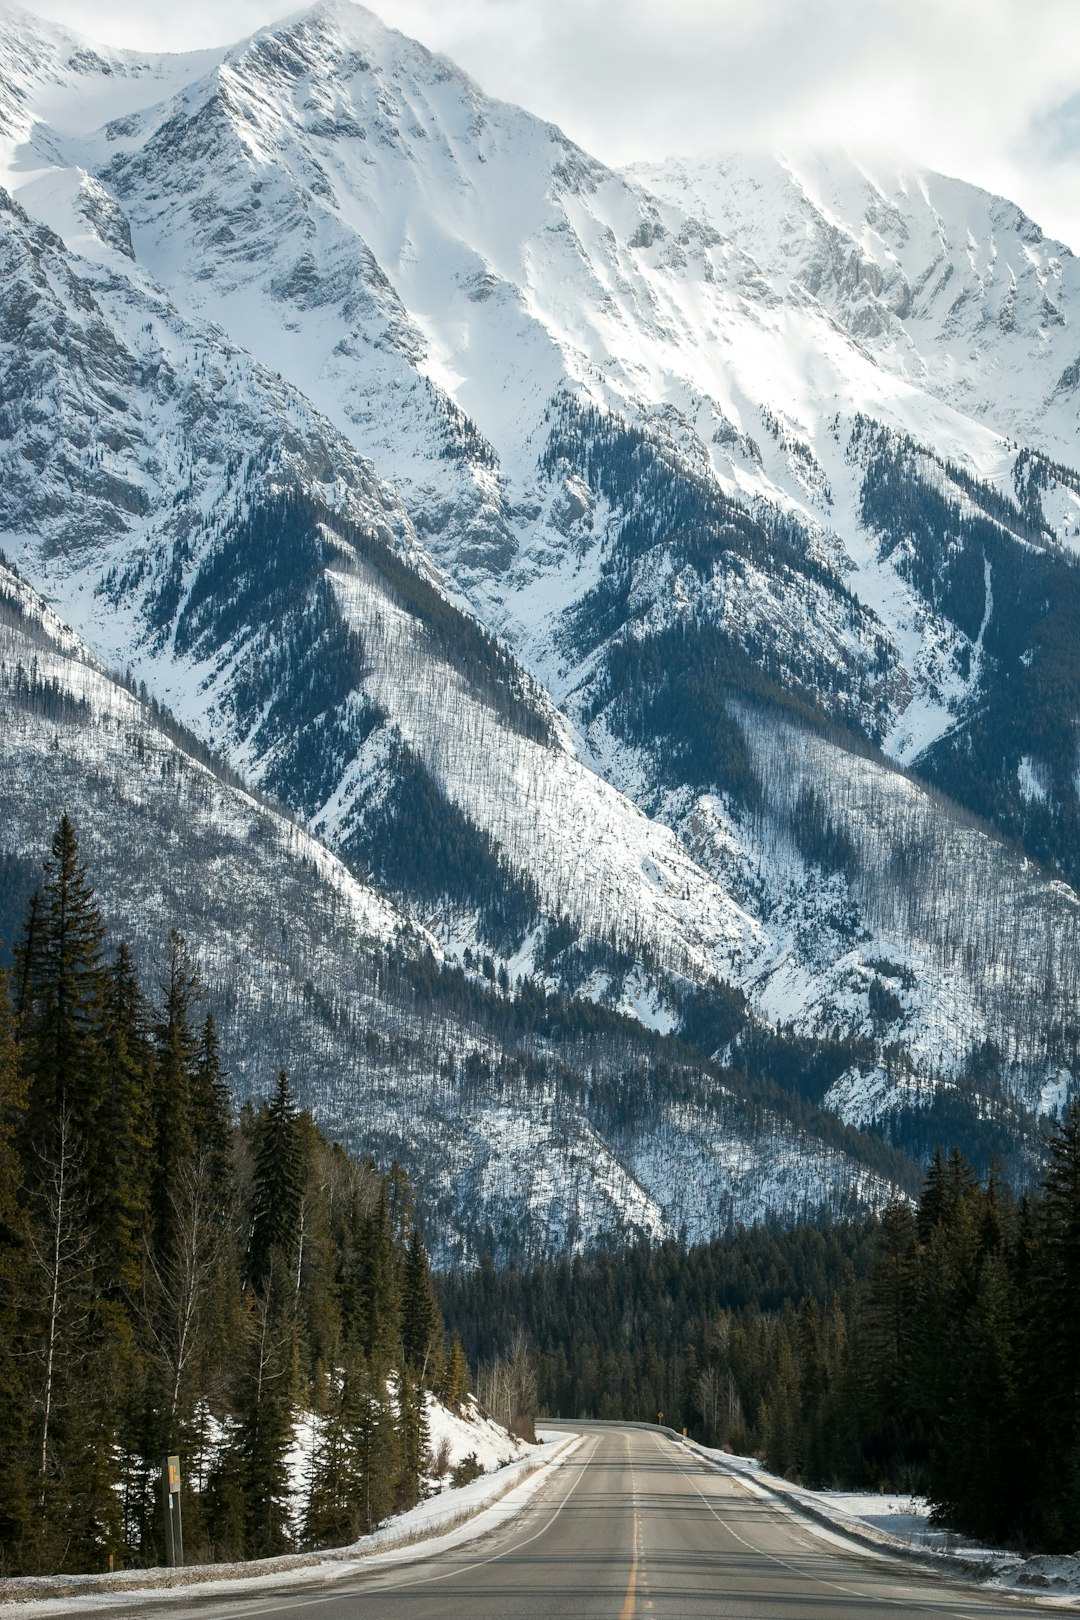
[0,1430,583,1616]
[687,1440,1080,1600]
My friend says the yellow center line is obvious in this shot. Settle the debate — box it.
[619,1508,639,1620]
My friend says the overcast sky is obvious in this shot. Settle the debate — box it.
[24,0,1080,250]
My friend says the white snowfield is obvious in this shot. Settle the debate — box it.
[0,1418,582,1616]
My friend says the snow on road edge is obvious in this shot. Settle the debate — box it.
[682,1440,1080,1605]
[0,1431,585,1616]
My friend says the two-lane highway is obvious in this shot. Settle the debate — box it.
[35,1427,1072,1619]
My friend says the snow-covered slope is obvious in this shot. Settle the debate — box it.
[634,151,1080,464]
[1,556,911,1257]
[2,0,1080,1183]
[29,1,1072,833]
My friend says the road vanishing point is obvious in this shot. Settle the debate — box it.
[31,1426,1072,1619]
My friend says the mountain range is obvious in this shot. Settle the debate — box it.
[2,0,1079,1253]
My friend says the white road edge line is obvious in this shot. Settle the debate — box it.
[655,1436,1037,1620]
[209,1433,602,1619]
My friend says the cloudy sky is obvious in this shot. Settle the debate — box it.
[24,0,1080,249]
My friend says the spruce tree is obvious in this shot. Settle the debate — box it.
[191,1013,232,1208]
[1028,1102,1080,1547]
[395,1363,429,1513]
[97,944,154,1296]
[248,1071,303,1297]
[150,932,201,1257]
[400,1224,441,1378]
[856,1200,919,1481]
[213,1273,297,1560]
[439,1334,470,1407]
[19,815,106,1149]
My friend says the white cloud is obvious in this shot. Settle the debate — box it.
[21,0,1080,247]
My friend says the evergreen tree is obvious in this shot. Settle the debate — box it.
[97,944,154,1297]
[150,932,201,1257]
[438,1334,470,1407]
[395,1363,429,1513]
[191,1013,232,1208]
[19,815,106,1150]
[400,1224,441,1378]
[346,1351,400,1533]
[855,1200,919,1482]
[0,823,479,1574]
[1028,1103,1080,1547]
[213,1273,297,1560]
[248,1071,303,1297]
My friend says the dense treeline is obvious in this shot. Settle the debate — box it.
[0,816,457,1576]
[444,1129,1080,1552]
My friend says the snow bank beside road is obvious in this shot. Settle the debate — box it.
[687,1440,1080,1601]
[0,1430,583,1616]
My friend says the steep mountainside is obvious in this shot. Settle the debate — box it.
[0,556,916,1256]
[1,0,1079,1202]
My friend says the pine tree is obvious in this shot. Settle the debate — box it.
[213,1275,297,1560]
[395,1363,429,1513]
[191,1014,232,1208]
[97,944,154,1296]
[438,1334,470,1407]
[248,1071,303,1297]
[303,1368,353,1550]
[400,1224,441,1379]
[349,1189,401,1364]
[1027,1102,1080,1548]
[346,1350,400,1534]
[19,815,106,1151]
[855,1200,919,1481]
[150,932,201,1258]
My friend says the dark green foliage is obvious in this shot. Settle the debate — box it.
[791,785,859,878]
[149,931,201,1259]
[0,968,31,1562]
[593,625,764,807]
[674,978,748,1057]
[96,944,154,1296]
[0,852,40,971]
[450,1450,483,1487]
[0,819,451,1575]
[248,1071,304,1296]
[400,1224,442,1376]
[18,813,107,1143]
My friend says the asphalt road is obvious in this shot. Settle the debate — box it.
[36,1427,1074,1619]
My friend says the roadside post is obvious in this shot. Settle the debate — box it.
[162,1455,184,1567]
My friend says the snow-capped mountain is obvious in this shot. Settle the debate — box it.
[2,0,1080,1214]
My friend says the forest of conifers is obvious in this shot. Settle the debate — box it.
[0,816,460,1576]
[442,1132,1080,1553]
